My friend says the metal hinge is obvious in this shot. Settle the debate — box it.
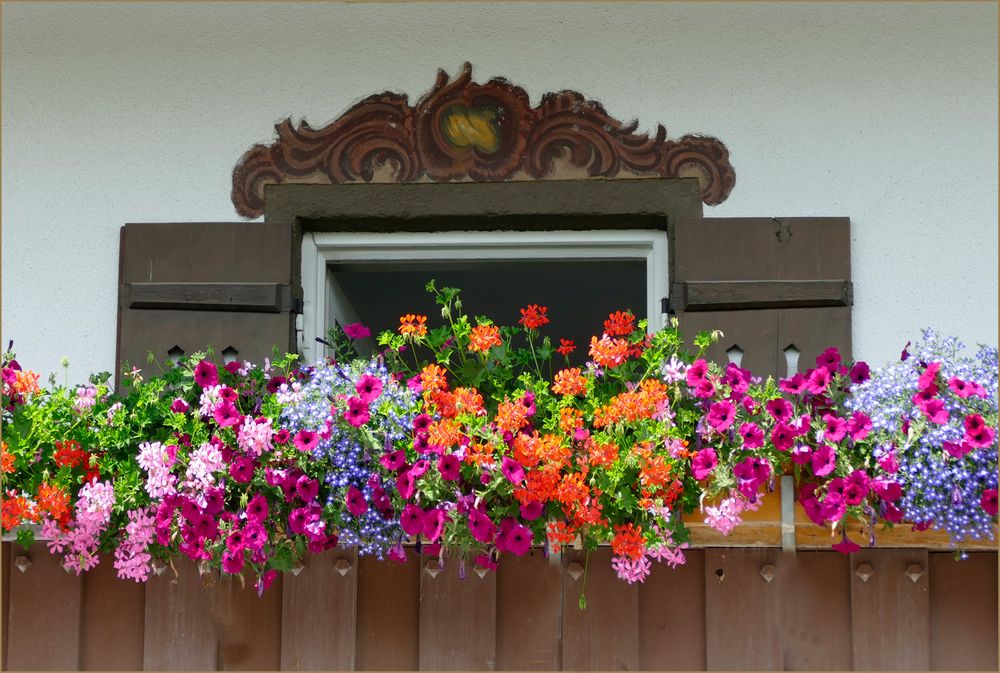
[660,296,675,316]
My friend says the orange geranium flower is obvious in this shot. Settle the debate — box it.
[13,370,41,396]
[513,432,571,471]
[496,398,530,434]
[464,440,497,468]
[453,387,485,416]
[588,335,630,368]
[420,364,449,394]
[555,471,591,511]
[427,419,462,451]
[545,520,577,553]
[612,523,646,560]
[37,482,70,521]
[467,324,502,353]
[398,314,428,337]
[1,442,14,474]
[603,310,636,336]
[519,304,550,330]
[588,441,619,467]
[556,338,576,357]
[53,439,87,469]
[552,368,588,396]
[1,492,38,530]
[559,407,585,434]
[429,391,457,418]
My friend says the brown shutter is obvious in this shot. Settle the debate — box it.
[671,217,852,379]
[116,222,296,386]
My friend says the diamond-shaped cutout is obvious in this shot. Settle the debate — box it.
[221,346,239,364]
[726,344,744,367]
[783,344,801,377]
[166,345,184,365]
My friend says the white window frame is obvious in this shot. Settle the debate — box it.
[298,229,669,363]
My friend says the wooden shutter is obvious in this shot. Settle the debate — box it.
[671,217,852,379]
[116,222,297,386]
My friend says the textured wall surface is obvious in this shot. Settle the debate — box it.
[3,1,997,380]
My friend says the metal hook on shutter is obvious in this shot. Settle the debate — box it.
[773,218,792,243]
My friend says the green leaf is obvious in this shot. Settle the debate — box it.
[16,527,35,550]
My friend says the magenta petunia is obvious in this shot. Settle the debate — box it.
[219,386,238,403]
[738,422,764,449]
[846,412,872,441]
[438,453,461,481]
[371,486,392,513]
[779,373,808,396]
[246,493,269,522]
[872,478,902,503]
[692,378,716,399]
[229,456,254,483]
[823,414,847,443]
[400,504,426,536]
[917,361,941,391]
[520,500,544,521]
[222,549,245,574]
[193,359,219,388]
[380,449,407,472]
[883,502,903,523]
[686,359,708,386]
[343,323,371,340]
[293,429,320,453]
[790,443,813,465]
[503,523,533,556]
[806,367,831,395]
[964,414,996,448]
[918,398,949,425]
[816,347,841,372]
[396,470,416,500]
[849,361,871,384]
[422,508,447,542]
[296,476,319,503]
[213,401,241,428]
[266,375,286,394]
[706,400,736,431]
[943,441,974,459]
[468,509,496,544]
[766,398,794,422]
[409,459,430,479]
[170,398,190,413]
[831,534,860,555]
[344,397,370,428]
[723,363,751,394]
[355,374,383,404]
[474,553,498,572]
[412,413,432,432]
[691,448,717,481]
[811,444,837,477]
[345,486,368,516]
[912,384,939,405]
[980,489,998,517]
[501,456,525,484]
[273,429,290,445]
[387,543,407,564]
[406,374,423,394]
[256,569,279,596]
[771,423,795,451]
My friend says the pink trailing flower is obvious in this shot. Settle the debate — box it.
[612,554,651,584]
[807,367,831,394]
[468,508,496,544]
[113,507,156,582]
[73,386,97,413]
[170,397,190,414]
[238,416,274,457]
[703,492,761,536]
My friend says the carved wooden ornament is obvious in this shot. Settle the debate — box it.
[231,62,736,218]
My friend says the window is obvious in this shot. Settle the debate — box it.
[299,229,669,364]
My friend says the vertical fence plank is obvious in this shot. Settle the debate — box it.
[929,551,998,671]
[280,549,357,671]
[6,543,82,670]
[704,548,781,670]
[79,556,145,670]
[419,556,497,670]
[779,551,852,671]
[496,552,562,670]
[850,548,930,670]
[219,573,283,670]
[562,547,639,671]
[2,542,11,671]
[143,557,221,670]
[356,551,420,671]
[638,549,706,670]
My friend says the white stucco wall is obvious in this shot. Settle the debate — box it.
[3,1,997,382]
